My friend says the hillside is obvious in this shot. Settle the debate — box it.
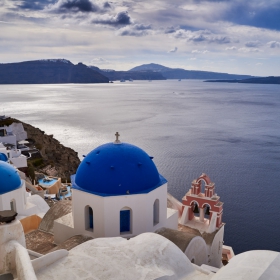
[205,76,280,85]
[130,63,171,72]
[0,117,80,181]
[129,63,253,80]
[89,66,166,81]
[0,59,109,84]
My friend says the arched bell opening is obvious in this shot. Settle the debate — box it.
[191,201,200,219]
[197,179,206,196]
[203,203,211,220]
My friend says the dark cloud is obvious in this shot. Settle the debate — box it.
[52,0,99,13]
[173,29,230,44]
[115,11,130,25]
[116,23,152,36]
[245,41,260,48]
[103,2,111,9]
[267,41,280,48]
[209,36,231,44]
[12,0,55,11]
[164,26,177,34]
[92,11,131,26]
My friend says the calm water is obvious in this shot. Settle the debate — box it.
[1,80,280,254]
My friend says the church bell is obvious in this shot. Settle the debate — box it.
[193,204,199,214]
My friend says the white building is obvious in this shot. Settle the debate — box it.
[0,161,49,219]
[54,137,178,243]
[0,122,27,147]
[0,142,27,169]
[1,134,280,279]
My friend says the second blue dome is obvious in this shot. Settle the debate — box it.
[0,161,22,195]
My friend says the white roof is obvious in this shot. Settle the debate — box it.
[212,250,280,280]
[36,232,209,280]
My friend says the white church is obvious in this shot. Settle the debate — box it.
[54,133,177,243]
[0,133,280,279]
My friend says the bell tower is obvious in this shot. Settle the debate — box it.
[180,173,223,233]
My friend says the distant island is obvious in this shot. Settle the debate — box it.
[0,59,257,84]
[128,63,253,80]
[205,76,280,85]
[0,59,109,84]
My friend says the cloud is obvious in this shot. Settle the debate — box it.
[91,11,131,26]
[172,29,231,44]
[225,1,280,31]
[189,57,197,60]
[191,50,209,54]
[116,23,152,36]
[168,47,177,53]
[46,0,112,14]
[245,41,261,48]
[164,26,177,34]
[267,41,280,48]
[14,0,53,11]
[226,46,237,51]
[48,0,100,13]
[238,47,261,53]
[89,57,108,64]
[256,63,263,66]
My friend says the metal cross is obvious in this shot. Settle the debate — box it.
[115,132,120,141]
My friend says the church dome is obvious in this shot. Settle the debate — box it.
[0,161,22,195]
[74,142,165,196]
[0,153,8,162]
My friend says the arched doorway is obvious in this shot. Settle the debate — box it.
[120,207,132,234]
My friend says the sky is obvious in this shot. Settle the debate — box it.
[1,0,280,75]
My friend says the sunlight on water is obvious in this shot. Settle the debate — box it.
[1,80,280,254]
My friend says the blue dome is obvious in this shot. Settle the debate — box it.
[73,142,166,196]
[0,153,8,162]
[0,161,22,195]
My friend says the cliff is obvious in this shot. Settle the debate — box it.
[0,59,109,84]
[1,118,80,180]
[22,121,80,180]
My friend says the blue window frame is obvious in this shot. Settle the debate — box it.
[120,209,130,233]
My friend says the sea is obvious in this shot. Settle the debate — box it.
[1,80,280,254]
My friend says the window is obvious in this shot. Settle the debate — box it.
[85,205,93,231]
[120,208,132,234]
[153,199,159,225]
[10,199,16,212]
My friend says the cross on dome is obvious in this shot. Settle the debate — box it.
[114,132,121,144]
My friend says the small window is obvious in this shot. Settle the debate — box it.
[85,205,94,231]
[10,200,16,212]
[153,199,159,225]
[120,208,131,234]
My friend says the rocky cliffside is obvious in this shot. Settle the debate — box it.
[3,118,81,180]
